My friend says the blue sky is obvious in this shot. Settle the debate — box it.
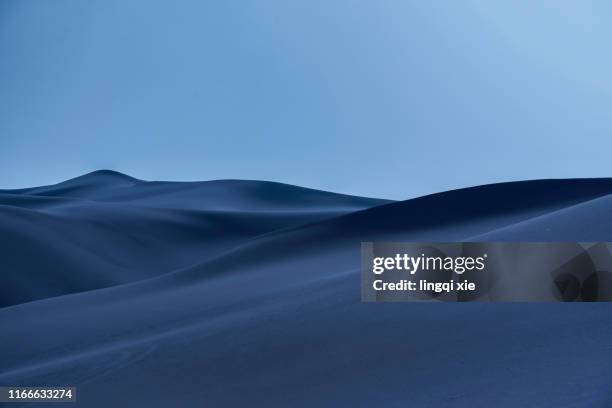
[1,0,612,199]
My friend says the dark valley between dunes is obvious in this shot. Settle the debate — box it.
[2,171,612,407]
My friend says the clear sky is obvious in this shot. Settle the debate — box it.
[1,0,612,199]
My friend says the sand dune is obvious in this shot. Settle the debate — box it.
[0,171,388,306]
[1,173,612,407]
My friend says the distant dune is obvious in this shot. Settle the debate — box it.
[2,172,612,407]
[0,170,390,307]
